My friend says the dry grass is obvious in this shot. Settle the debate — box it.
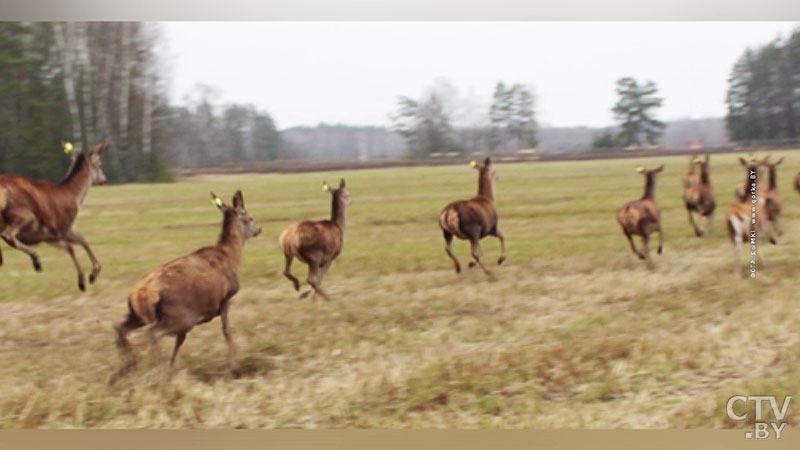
[0,153,799,428]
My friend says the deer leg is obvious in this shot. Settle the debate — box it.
[282,253,301,291]
[469,238,491,275]
[657,226,663,255]
[772,216,783,237]
[492,228,507,265]
[623,231,644,259]
[306,261,331,301]
[59,242,86,292]
[705,212,714,236]
[442,230,461,273]
[169,332,187,368]
[219,300,239,376]
[67,230,101,284]
[687,210,702,236]
[0,219,42,271]
[641,233,651,260]
[112,311,146,380]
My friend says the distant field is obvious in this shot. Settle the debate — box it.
[1,152,799,428]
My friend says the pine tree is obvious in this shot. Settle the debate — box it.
[391,93,458,159]
[611,77,665,147]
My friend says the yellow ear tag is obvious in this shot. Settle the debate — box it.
[212,197,223,207]
[63,142,74,154]
[692,157,700,163]
[323,185,330,192]
[636,166,645,173]
[470,160,477,168]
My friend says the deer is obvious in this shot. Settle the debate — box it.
[279,179,351,301]
[439,157,506,275]
[0,141,108,291]
[616,165,665,262]
[114,191,261,376]
[727,158,774,277]
[682,154,716,236]
[794,171,800,195]
[760,156,784,237]
[683,154,701,188]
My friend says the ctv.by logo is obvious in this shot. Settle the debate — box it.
[726,395,792,440]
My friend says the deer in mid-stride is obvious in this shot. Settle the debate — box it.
[760,156,784,238]
[727,158,774,277]
[279,179,351,301]
[682,154,716,237]
[439,157,506,275]
[0,141,107,291]
[114,191,261,376]
[616,165,664,262]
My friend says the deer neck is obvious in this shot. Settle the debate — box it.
[768,166,777,189]
[59,153,93,205]
[217,210,244,268]
[331,194,347,230]
[477,173,495,200]
[642,175,657,199]
[700,165,710,185]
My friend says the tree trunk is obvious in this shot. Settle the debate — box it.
[52,22,82,151]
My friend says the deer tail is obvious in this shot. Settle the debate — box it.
[128,281,161,325]
[278,224,299,255]
[0,186,7,211]
[439,206,460,235]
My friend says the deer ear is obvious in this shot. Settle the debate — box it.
[739,157,747,166]
[484,157,492,166]
[705,154,710,162]
[210,192,225,209]
[776,157,784,166]
[654,165,664,173]
[232,190,244,209]
[339,178,346,189]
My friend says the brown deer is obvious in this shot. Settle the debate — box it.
[682,154,716,236]
[439,157,505,275]
[0,141,108,291]
[682,155,700,188]
[794,171,800,194]
[114,191,261,375]
[760,156,784,237]
[727,158,774,277]
[616,165,665,261]
[279,179,351,301]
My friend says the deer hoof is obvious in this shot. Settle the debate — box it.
[468,261,477,268]
[695,230,703,237]
[454,265,461,273]
[78,279,86,292]
[658,246,663,254]
[299,290,312,299]
[33,260,43,272]
[89,271,100,284]
[497,256,506,265]
[638,253,646,260]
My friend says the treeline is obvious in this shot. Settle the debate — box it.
[0,22,280,183]
[390,80,538,158]
[727,27,800,141]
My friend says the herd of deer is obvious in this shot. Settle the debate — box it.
[0,141,793,375]
[616,153,792,277]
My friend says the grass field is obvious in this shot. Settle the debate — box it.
[1,152,799,428]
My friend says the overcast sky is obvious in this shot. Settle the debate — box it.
[160,21,800,130]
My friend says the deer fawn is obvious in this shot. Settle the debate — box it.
[682,154,716,236]
[439,157,506,275]
[0,141,107,291]
[760,156,784,237]
[114,191,261,375]
[279,179,351,301]
[727,158,774,277]
[617,165,665,262]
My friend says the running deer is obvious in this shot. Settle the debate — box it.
[114,191,261,375]
[727,158,774,277]
[0,141,108,291]
[683,155,700,188]
[439,157,506,275]
[682,154,716,236]
[616,165,665,261]
[761,156,784,237]
[279,179,351,301]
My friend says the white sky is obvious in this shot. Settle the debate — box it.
[160,21,800,130]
